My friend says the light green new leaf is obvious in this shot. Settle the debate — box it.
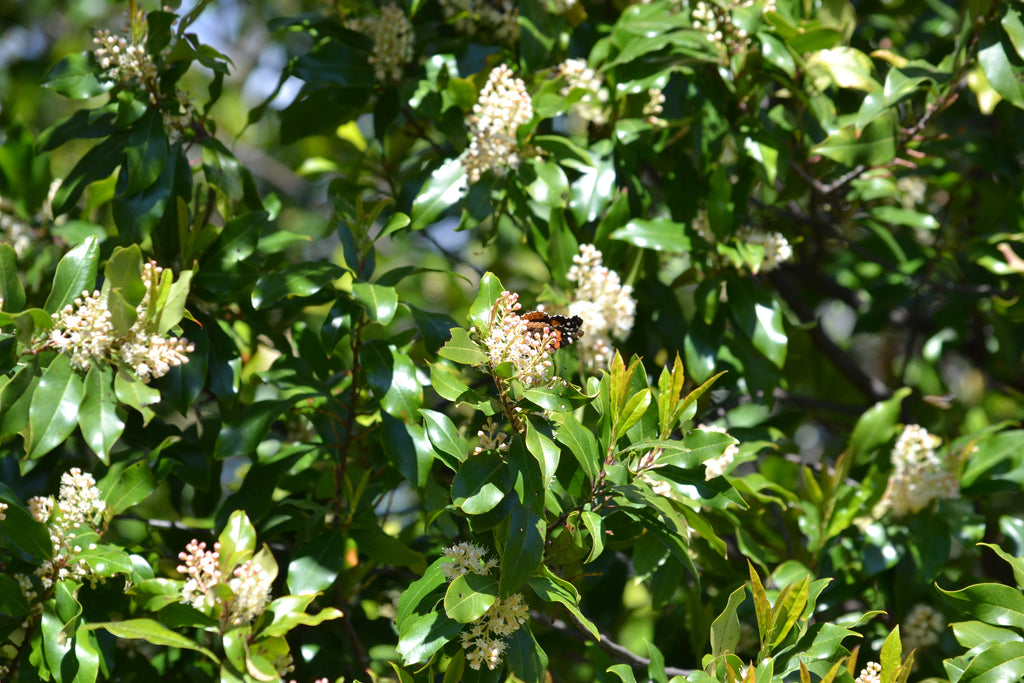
[218,509,257,571]
[90,619,218,662]
[261,595,343,637]
[451,450,509,514]
[437,327,488,366]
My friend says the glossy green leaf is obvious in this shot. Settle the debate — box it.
[500,504,545,598]
[26,355,84,458]
[611,218,690,253]
[218,509,258,572]
[45,52,110,100]
[78,365,124,463]
[411,158,467,230]
[527,567,599,638]
[451,450,510,515]
[287,529,345,595]
[505,625,548,683]
[979,20,1024,109]
[438,327,488,366]
[352,281,399,324]
[251,261,344,308]
[444,572,498,623]
[98,459,156,515]
[956,641,1024,683]
[261,595,343,637]
[553,413,601,484]
[525,423,560,486]
[397,609,464,665]
[812,113,897,166]
[0,244,25,313]
[848,388,911,463]
[91,619,218,661]
[52,135,127,217]
[44,235,101,314]
[939,582,1024,629]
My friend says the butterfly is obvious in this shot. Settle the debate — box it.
[519,311,585,350]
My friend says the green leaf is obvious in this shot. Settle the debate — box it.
[437,327,488,366]
[848,388,911,463]
[411,158,467,230]
[44,235,101,314]
[429,362,471,402]
[444,572,498,623]
[79,365,124,463]
[45,52,110,100]
[500,504,545,598]
[553,413,601,484]
[397,609,464,665]
[214,396,312,459]
[52,135,127,217]
[527,567,599,638]
[352,282,399,324]
[611,218,691,253]
[468,272,505,333]
[979,20,1024,109]
[218,509,258,572]
[123,110,170,195]
[451,450,510,515]
[0,243,26,312]
[27,355,85,458]
[261,595,343,637]
[505,625,548,683]
[421,408,468,464]
[381,349,423,421]
[525,422,560,486]
[580,510,605,564]
[350,522,427,574]
[812,112,897,166]
[728,279,787,369]
[287,529,345,595]
[90,619,219,662]
[957,641,1024,683]
[939,582,1024,629]
[251,261,344,308]
[710,584,747,657]
[396,558,449,630]
[98,459,156,515]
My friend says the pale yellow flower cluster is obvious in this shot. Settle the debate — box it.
[567,244,636,370]
[0,195,34,256]
[558,58,609,126]
[0,501,7,521]
[854,661,882,683]
[441,541,498,581]
[49,262,194,381]
[737,227,793,273]
[464,65,533,183]
[92,29,158,93]
[901,603,945,652]
[178,538,275,627]
[438,0,518,43]
[878,424,958,517]
[440,543,529,671]
[482,291,557,388]
[178,539,224,612]
[26,468,105,589]
[347,3,414,82]
[226,559,274,625]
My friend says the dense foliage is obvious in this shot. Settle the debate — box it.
[2,0,1024,681]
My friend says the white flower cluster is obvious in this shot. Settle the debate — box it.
[901,603,945,652]
[464,65,533,184]
[178,539,223,612]
[738,227,793,273]
[178,538,272,625]
[566,244,636,371]
[644,87,666,124]
[49,262,194,381]
[226,559,274,626]
[877,425,959,517]
[27,468,105,589]
[92,29,158,94]
[49,290,115,371]
[697,424,739,480]
[440,543,529,671]
[854,661,882,683]
[472,417,510,456]
[441,541,498,581]
[347,3,414,82]
[482,291,557,388]
[439,0,519,43]
[550,0,578,10]
[0,195,34,256]
[0,501,6,521]
[558,58,609,126]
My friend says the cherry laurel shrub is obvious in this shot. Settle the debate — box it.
[2,0,1024,681]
